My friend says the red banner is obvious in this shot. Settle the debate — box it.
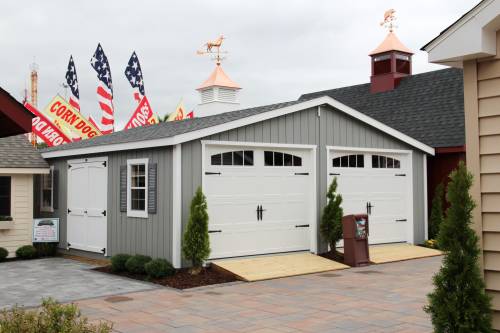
[24,103,72,147]
[124,96,156,130]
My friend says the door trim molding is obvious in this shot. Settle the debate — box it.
[326,146,415,244]
[172,144,182,268]
[201,140,318,255]
[67,156,108,165]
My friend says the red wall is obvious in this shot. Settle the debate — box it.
[427,148,466,216]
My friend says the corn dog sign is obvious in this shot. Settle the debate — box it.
[43,95,102,139]
[124,96,157,130]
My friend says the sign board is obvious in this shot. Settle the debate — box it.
[43,95,102,140]
[24,103,72,147]
[33,218,59,242]
[124,96,157,129]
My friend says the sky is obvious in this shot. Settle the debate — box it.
[0,0,476,129]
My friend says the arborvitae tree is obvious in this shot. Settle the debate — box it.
[425,162,493,332]
[182,187,210,275]
[429,182,445,240]
[320,177,343,254]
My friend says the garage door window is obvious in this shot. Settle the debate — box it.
[372,155,401,169]
[264,151,302,166]
[127,158,148,218]
[211,151,254,166]
[332,154,364,168]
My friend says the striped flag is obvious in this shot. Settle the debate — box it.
[124,51,145,103]
[65,55,80,111]
[90,43,114,134]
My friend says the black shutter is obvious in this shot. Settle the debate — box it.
[148,163,157,214]
[120,165,127,212]
[52,169,59,210]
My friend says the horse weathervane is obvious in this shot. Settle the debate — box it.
[380,9,397,32]
[197,35,227,65]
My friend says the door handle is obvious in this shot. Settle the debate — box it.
[366,202,374,215]
[256,205,261,221]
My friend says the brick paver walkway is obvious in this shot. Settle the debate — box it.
[77,256,441,332]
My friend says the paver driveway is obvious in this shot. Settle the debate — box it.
[77,256,441,333]
[0,257,157,309]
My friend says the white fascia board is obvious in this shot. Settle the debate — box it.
[424,0,499,64]
[0,168,50,174]
[42,96,434,158]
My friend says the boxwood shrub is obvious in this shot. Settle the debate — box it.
[0,247,8,262]
[125,254,152,274]
[145,258,175,278]
[110,253,132,272]
[15,245,37,260]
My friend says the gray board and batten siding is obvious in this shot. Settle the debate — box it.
[35,147,174,262]
[181,104,427,263]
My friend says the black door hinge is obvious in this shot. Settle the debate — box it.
[208,230,222,233]
[294,172,309,176]
[256,205,266,220]
[68,164,72,169]
[295,224,310,228]
[395,219,407,222]
[67,208,71,214]
[102,161,107,167]
[395,174,406,177]
[102,210,106,216]
[205,172,221,175]
[101,248,106,254]
[329,173,340,176]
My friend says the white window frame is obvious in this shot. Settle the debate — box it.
[127,158,149,218]
[40,166,54,213]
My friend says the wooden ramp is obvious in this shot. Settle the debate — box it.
[212,253,348,282]
[368,243,442,264]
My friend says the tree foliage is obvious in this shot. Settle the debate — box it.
[425,162,492,332]
[182,187,210,274]
[320,177,343,253]
[429,182,445,240]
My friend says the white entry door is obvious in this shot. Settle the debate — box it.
[327,149,412,244]
[204,144,314,259]
[67,157,108,254]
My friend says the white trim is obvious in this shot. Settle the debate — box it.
[40,166,55,213]
[202,140,318,254]
[126,158,149,219]
[326,146,415,244]
[41,96,434,159]
[0,168,50,174]
[172,144,182,268]
[68,156,108,165]
[423,154,429,241]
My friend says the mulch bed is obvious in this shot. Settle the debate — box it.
[93,265,238,290]
[319,251,345,264]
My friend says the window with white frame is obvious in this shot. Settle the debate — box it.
[127,158,148,218]
[40,167,54,212]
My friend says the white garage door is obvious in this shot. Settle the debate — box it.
[67,157,108,254]
[204,144,314,259]
[327,149,411,244]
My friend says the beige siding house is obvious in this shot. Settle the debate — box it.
[0,135,49,257]
[423,0,500,328]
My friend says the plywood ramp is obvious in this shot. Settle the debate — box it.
[368,243,442,264]
[211,253,348,282]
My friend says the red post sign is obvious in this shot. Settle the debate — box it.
[24,103,72,147]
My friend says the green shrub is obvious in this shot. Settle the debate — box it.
[429,182,445,240]
[0,297,112,332]
[425,162,492,332]
[111,253,132,272]
[15,245,37,260]
[33,243,58,257]
[320,177,343,254]
[145,258,175,278]
[0,247,8,262]
[125,254,152,274]
[182,187,210,274]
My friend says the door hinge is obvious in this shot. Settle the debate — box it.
[329,173,340,176]
[208,230,222,233]
[67,242,71,248]
[67,208,71,214]
[395,174,406,177]
[395,219,407,222]
[102,161,107,167]
[294,172,309,176]
[205,172,221,175]
[102,210,106,216]
[68,164,72,169]
[101,248,106,254]
[295,224,310,228]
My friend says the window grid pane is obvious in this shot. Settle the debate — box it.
[356,155,364,168]
[233,151,243,166]
[211,154,221,165]
[244,151,254,166]
[264,151,273,166]
[293,156,302,166]
[274,152,284,166]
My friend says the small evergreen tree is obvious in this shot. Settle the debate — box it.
[429,182,445,240]
[320,177,343,254]
[425,162,493,332]
[182,187,210,274]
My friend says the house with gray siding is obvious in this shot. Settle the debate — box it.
[38,95,434,267]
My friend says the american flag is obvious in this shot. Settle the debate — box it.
[124,51,145,103]
[65,55,80,111]
[90,43,114,134]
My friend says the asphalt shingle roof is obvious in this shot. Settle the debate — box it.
[299,68,464,148]
[43,100,301,153]
[0,134,49,169]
